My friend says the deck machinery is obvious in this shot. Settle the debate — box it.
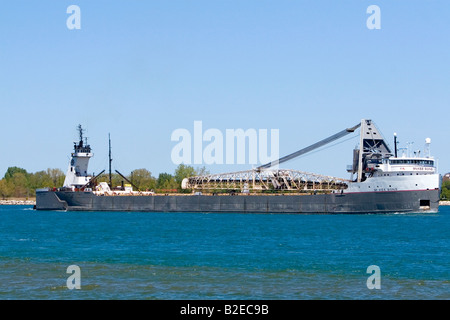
[182,122,362,193]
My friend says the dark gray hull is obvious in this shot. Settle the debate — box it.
[35,189,440,214]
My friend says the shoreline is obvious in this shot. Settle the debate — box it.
[0,199,36,205]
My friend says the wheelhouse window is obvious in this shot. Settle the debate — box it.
[389,159,434,165]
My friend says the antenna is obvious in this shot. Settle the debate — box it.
[75,124,85,149]
[109,133,112,189]
[406,142,414,157]
[394,132,398,158]
[425,138,431,158]
[77,124,84,145]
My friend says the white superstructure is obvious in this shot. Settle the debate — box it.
[346,120,440,194]
[63,125,93,189]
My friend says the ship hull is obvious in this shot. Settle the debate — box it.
[35,189,440,214]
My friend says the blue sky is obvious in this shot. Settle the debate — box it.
[1,1,449,179]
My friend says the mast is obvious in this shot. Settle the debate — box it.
[78,124,84,146]
[357,120,364,182]
[109,133,112,189]
[394,132,398,158]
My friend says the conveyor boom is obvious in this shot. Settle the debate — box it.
[257,123,361,170]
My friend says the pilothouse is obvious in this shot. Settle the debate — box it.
[348,120,435,179]
[62,125,93,190]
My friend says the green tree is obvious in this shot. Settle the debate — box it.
[47,168,65,187]
[195,166,210,176]
[1,167,67,199]
[4,167,28,181]
[441,180,450,200]
[174,164,196,187]
[0,179,13,199]
[0,164,212,197]
[130,168,156,191]
[11,172,29,198]
[28,171,53,190]
[156,172,177,190]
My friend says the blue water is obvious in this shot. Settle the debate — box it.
[0,205,448,299]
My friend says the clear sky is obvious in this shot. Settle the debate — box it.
[1,1,449,179]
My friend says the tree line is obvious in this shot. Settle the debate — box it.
[0,164,208,199]
[2,164,450,200]
[441,180,450,200]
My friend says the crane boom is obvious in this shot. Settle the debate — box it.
[115,170,142,192]
[257,122,361,170]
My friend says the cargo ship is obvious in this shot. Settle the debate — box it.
[35,120,441,213]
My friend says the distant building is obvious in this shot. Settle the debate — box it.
[443,173,450,183]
